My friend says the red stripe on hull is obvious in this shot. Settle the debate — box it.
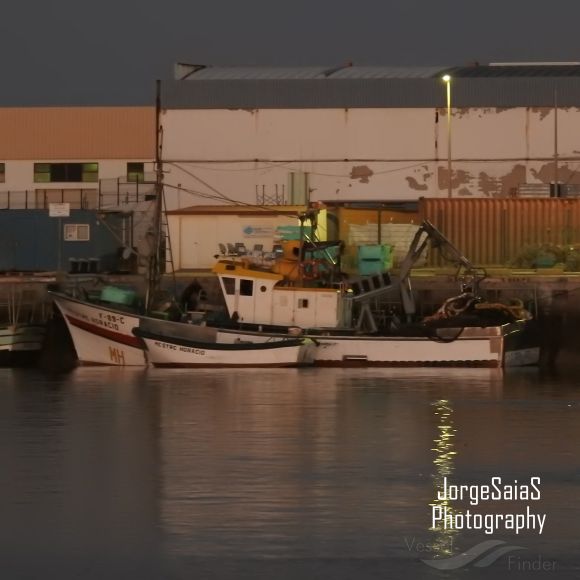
[66,315,142,349]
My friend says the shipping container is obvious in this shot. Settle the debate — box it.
[419,198,580,267]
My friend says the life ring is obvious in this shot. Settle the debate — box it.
[300,260,320,279]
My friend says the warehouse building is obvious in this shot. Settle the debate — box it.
[0,106,156,210]
[0,107,156,273]
[159,62,580,208]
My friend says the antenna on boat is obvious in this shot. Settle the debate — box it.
[146,79,164,312]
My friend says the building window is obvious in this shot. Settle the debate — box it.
[298,299,309,308]
[0,163,5,183]
[34,163,98,183]
[64,224,90,241]
[127,162,145,182]
[240,279,254,296]
[222,277,236,295]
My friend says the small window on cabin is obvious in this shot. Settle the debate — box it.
[298,299,309,308]
[64,224,90,241]
[0,163,5,183]
[240,279,253,296]
[127,162,145,183]
[223,277,236,295]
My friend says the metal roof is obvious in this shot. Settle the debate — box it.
[174,63,447,80]
[329,66,446,79]
[178,66,328,80]
[448,64,580,77]
[163,64,580,109]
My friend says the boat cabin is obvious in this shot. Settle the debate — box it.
[212,260,351,329]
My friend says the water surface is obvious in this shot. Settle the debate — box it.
[0,367,578,579]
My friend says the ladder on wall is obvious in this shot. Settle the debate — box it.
[161,191,177,297]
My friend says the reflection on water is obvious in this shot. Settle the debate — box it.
[0,366,579,579]
[429,399,459,557]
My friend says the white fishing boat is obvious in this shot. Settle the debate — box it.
[207,220,540,368]
[133,327,313,368]
[50,292,146,366]
[0,278,53,364]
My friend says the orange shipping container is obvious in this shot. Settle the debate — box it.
[419,198,580,266]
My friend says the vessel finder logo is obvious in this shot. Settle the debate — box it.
[421,539,525,570]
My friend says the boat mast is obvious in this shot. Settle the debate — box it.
[146,79,164,312]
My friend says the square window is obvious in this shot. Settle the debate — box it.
[64,224,90,241]
[298,298,309,308]
[127,162,145,183]
[240,279,253,296]
[222,277,236,295]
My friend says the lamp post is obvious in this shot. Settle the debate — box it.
[442,75,452,198]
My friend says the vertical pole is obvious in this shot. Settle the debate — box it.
[446,79,452,198]
[554,87,559,195]
[298,214,304,286]
[58,217,62,272]
[146,79,164,312]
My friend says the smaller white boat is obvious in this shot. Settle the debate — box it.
[133,328,313,368]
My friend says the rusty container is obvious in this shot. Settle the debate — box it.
[419,198,580,266]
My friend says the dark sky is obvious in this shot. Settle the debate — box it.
[4,0,580,106]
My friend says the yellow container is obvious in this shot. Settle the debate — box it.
[272,259,301,281]
[282,240,301,261]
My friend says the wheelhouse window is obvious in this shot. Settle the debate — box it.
[240,279,254,296]
[127,162,145,182]
[0,163,5,183]
[222,277,236,295]
[64,224,90,241]
[34,163,98,183]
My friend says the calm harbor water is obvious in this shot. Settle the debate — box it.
[0,366,579,579]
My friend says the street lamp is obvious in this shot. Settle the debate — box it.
[442,75,452,198]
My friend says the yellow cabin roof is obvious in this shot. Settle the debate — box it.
[212,260,283,281]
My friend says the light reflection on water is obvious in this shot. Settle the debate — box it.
[429,399,459,557]
[0,366,579,579]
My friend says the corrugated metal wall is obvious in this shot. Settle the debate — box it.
[420,198,580,266]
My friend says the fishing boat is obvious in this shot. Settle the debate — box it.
[50,291,146,366]
[133,327,313,368]
[0,278,52,365]
[205,220,540,368]
[0,324,46,357]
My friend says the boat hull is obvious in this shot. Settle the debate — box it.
[214,321,539,368]
[0,324,46,353]
[0,324,46,366]
[135,329,312,368]
[50,292,540,369]
[51,293,146,366]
